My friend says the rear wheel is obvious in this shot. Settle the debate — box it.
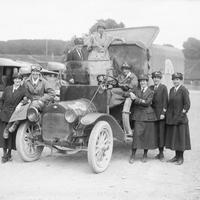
[16,121,44,162]
[88,121,113,173]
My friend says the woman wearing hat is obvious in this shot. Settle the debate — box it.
[0,73,29,163]
[86,22,124,60]
[129,74,157,163]
[150,71,168,161]
[165,73,191,165]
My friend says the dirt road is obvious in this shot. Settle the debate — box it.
[0,90,200,200]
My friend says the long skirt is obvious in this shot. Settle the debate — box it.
[0,120,16,150]
[165,123,191,151]
[155,120,166,148]
[132,121,157,149]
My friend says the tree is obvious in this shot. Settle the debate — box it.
[89,18,125,33]
[183,37,200,59]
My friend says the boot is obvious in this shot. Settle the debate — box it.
[167,151,179,162]
[155,147,164,161]
[6,149,12,161]
[175,151,184,165]
[141,149,148,163]
[129,149,136,164]
[1,148,8,163]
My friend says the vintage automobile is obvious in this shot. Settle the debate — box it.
[11,26,185,173]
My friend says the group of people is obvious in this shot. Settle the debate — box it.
[0,65,55,163]
[127,70,191,165]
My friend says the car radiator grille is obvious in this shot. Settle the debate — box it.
[42,113,72,142]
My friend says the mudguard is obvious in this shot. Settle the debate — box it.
[9,102,31,122]
[80,113,125,141]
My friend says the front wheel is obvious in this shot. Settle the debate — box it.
[88,121,113,173]
[16,121,44,162]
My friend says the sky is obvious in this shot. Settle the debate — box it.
[0,0,200,48]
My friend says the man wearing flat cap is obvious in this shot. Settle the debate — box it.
[150,71,168,161]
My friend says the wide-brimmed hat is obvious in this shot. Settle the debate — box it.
[121,62,131,70]
[31,65,42,72]
[13,73,23,80]
[172,72,183,80]
[97,22,106,30]
[138,74,149,81]
[152,71,162,79]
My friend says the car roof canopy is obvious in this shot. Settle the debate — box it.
[106,26,159,48]
[0,58,22,67]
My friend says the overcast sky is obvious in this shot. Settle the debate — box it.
[0,0,199,48]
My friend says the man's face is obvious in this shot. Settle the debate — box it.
[140,80,148,88]
[153,77,161,85]
[13,78,22,87]
[31,70,40,80]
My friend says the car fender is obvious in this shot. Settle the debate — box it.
[80,113,125,141]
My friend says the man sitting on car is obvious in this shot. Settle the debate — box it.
[109,62,138,108]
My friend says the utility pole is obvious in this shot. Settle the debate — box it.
[45,39,48,57]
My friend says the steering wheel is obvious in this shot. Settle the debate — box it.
[97,74,119,88]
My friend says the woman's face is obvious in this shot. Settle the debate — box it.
[173,78,181,87]
[139,80,148,88]
[97,27,105,35]
[153,77,161,85]
[13,78,22,87]
[31,71,40,80]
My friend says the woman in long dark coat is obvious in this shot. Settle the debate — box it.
[129,74,157,163]
[165,72,191,165]
[0,73,28,163]
[150,71,168,161]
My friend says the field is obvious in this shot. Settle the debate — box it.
[0,89,199,200]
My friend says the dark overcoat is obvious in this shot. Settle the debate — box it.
[0,85,28,122]
[0,85,28,149]
[166,85,190,125]
[150,84,168,120]
[165,85,191,151]
[131,87,157,149]
[150,84,168,148]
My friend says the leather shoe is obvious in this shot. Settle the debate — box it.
[175,158,184,165]
[167,156,178,163]
[129,155,135,164]
[1,156,8,163]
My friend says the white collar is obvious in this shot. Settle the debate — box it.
[13,85,20,92]
[175,84,181,91]
[32,77,39,85]
[125,72,132,79]
[141,86,148,92]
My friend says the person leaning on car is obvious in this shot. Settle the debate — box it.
[0,73,30,163]
[6,65,56,134]
[129,74,157,164]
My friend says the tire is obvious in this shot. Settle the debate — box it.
[16,121,44,162]
[88,121,113,173]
